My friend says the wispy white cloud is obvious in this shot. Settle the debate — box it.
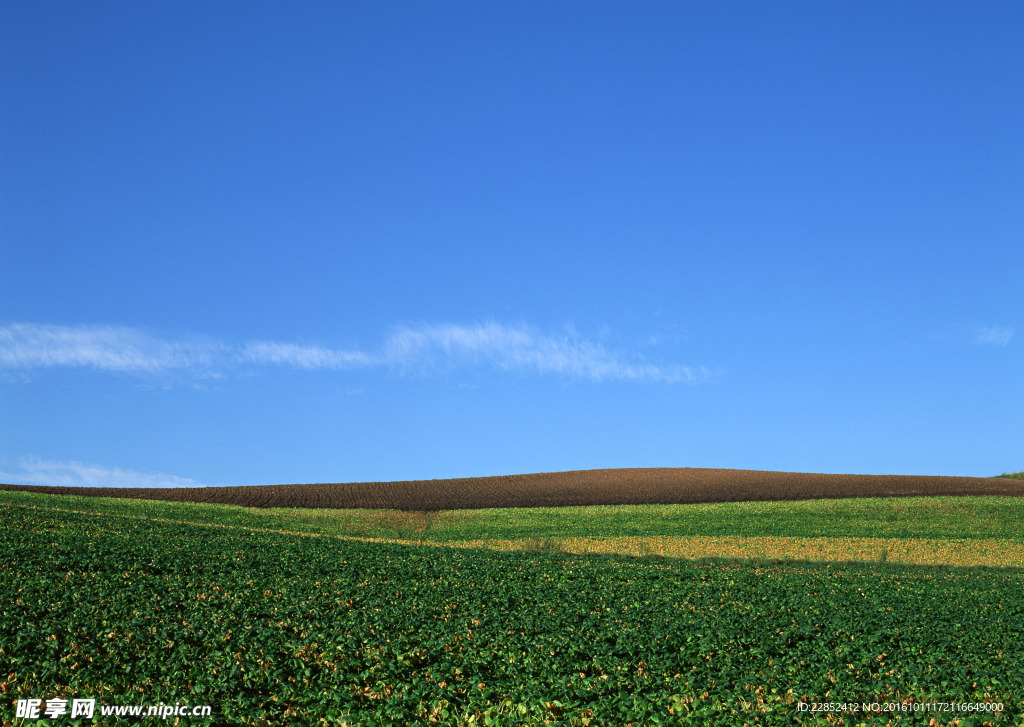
[0,456,205,488]
[974,326,1014,347]
[241,341,376,369]
[382,322,705,382]
[0,321,708,384]
[0,322,224,372]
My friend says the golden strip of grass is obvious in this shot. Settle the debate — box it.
[440,535,1024,568]
[8,500,1021,568]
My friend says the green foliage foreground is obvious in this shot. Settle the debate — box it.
[2,504,1022,726]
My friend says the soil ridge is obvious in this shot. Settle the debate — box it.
[2,467,1022,511]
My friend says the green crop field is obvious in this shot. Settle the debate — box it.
[2,491,1023,726]
[4,487,1024,542]
[4,488,1024,568]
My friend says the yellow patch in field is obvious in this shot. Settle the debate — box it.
[439,535,1024,568]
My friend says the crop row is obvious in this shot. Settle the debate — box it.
[5,488,1024,550]
[2,505,1023,725]
[6,490,1024,570]
[422,535,1024,569]
[3,467,1022,511]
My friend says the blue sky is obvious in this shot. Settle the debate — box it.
[1,2,1021,487]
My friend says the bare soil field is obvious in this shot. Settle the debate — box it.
[2,467,1022,510]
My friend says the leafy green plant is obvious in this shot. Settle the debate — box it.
[2,504,1023,725]
[524,535,563,553]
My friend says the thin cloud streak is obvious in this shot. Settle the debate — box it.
[0,322,223,372]
[384,322,704,382]
[0,456,205,488]
[241,341,376,369]
[975,326,1014,347]
[0,321,707,383]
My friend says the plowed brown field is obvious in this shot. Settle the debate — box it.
[2,468,1022,511]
